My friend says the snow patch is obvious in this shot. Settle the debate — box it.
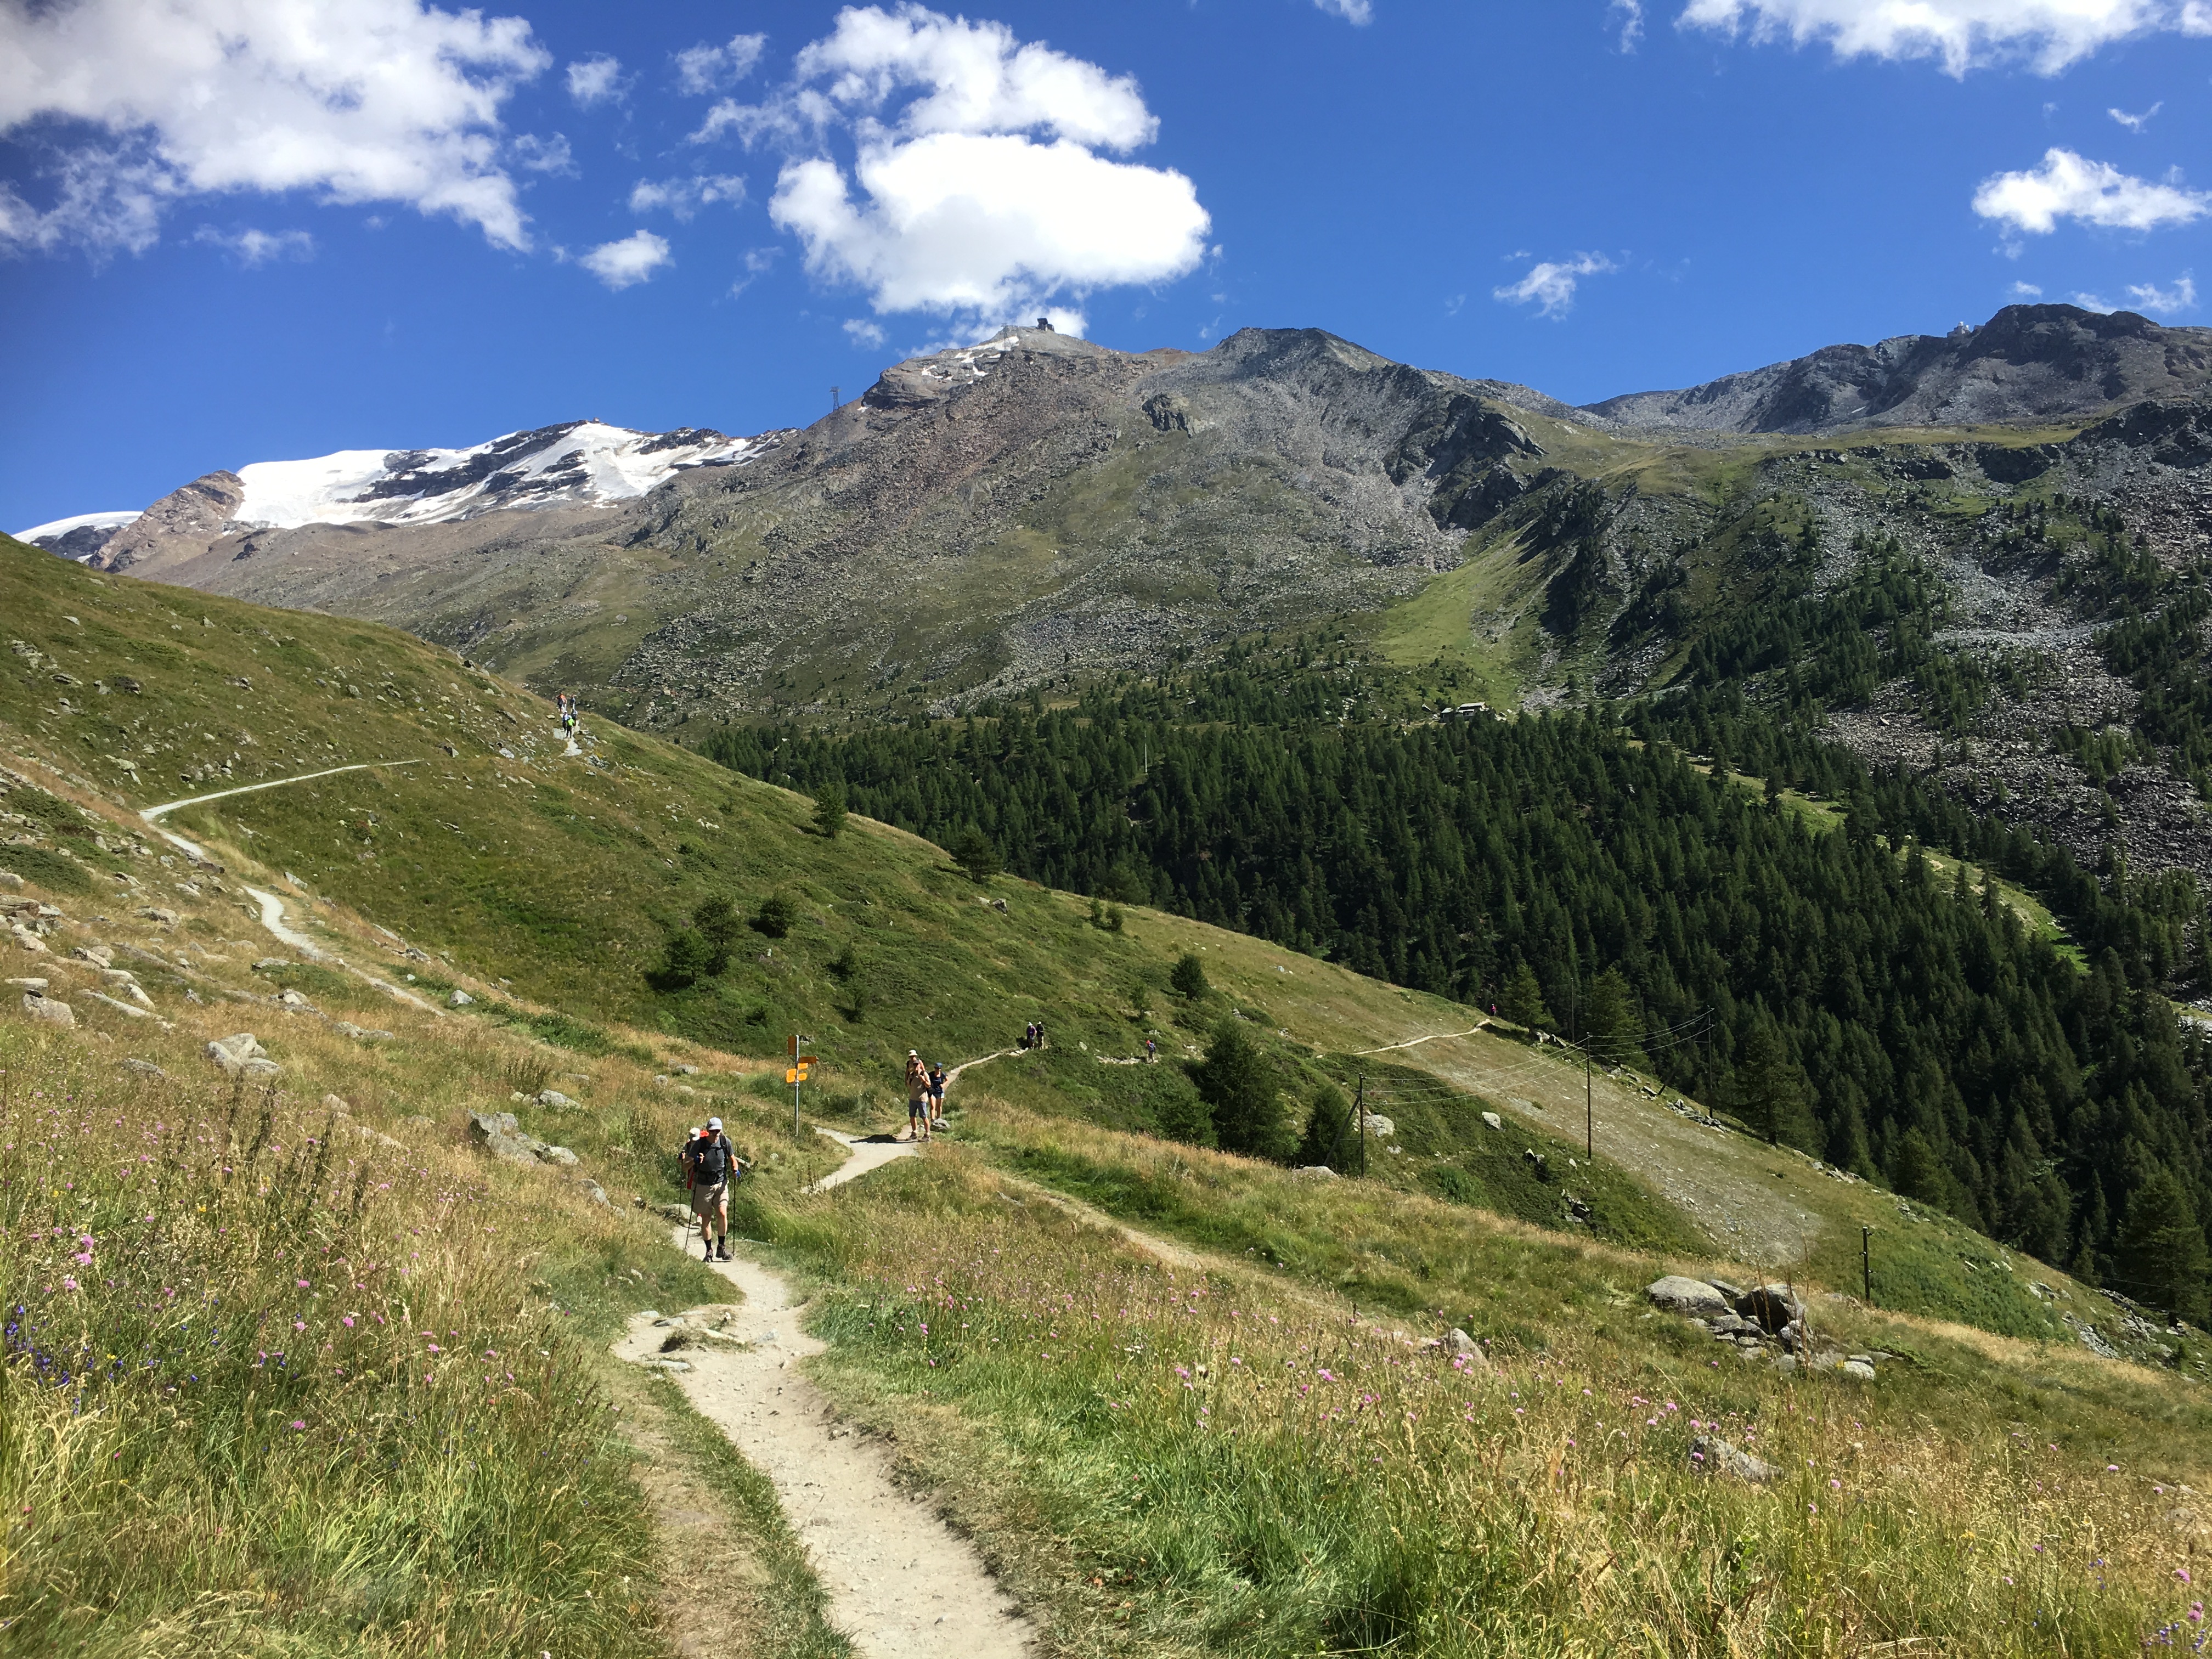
[13,510,142,542]
[231,421,764,530]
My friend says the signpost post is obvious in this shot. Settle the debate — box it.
[787,1034,816,1139]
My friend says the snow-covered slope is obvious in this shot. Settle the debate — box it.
[13,510,142,561]
[232,420,760,529]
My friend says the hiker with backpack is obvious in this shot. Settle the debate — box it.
[689,1116,743,1260]
[927,1060,949,1130]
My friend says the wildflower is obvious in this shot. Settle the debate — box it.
[1830,1479,1841,1490]
[2190,1602,2204,1623]
[2183,1570,2196,1585]
[291,1420,304,1431]
[61,1277,77,1293]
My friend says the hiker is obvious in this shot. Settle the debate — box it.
[1144,1035,1158,1064]
[1035,1019,1047,1050]
[927,1060,949,1128]
[1019,1023,1033,1051]
[690,1116,740,1260]
[905,1050,931,1142]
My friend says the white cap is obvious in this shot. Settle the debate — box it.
[708,1116,723,1130]
[909,1049,918,1057]
[689,1126,702,1137]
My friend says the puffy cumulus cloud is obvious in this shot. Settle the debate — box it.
[0,0,549,258]
[566,55,628,108]
[1973,149,2209,236]
[731,5,1206,331]
[192,224,315,266]
[1493,253,1619,318]
[1678,0,2212,76]
[676,34,768,95]
[1313,0,1375,23]
[578,229,672,289]
[629,174,748,219]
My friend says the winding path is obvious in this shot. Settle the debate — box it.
[137,760,441,1014]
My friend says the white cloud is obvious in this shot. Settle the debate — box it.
[1973,148,2209,235]
[731,245,782,296]
[1313,0,1374,22]
[1613,0,1647,49]
[2085,273,2200,313]
[579,229,672,289]
[567,55,628,108]
[193,225,315,266]
[2111,101,2164,132]
[844,318,888,347]
[512,134,576,176]
[1493,253,1620,318]
[2010,280,2045,297]
[677,34,769,95]
[1678,0,2212,76]
[740,6,1207,331]
[629,174,748,220]
[0,0,549,257]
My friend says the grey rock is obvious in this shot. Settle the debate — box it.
[136,906,179,925]
[577,1178,611,1206]
[123,1058,166,1077]
[71,945,114,967]
[1296,1165,1339,1178]
[1706,1279,1745,1302]
[1738,1283,1804,1334]
[535,1089,574,1109]
[469,1110,521,1137]
[1647,1276,1732,1317]
[253,957,290,970]
[675,1064,699,1075]
[1690,1435,1779,1483]
[204,1032,268,1075]
[321,1094,350,1113]
[277,989,312,1009]
[1841,1360,1877,1381]
[539,1144,579,1166]
[448,989,474,1007]
[1480,1110,1503,1130]
[1361,1113,1397,1140]
[1772,1353,1798,1375]
[22,992,74,1028]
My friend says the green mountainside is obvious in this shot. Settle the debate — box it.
[12,529,2212,1652]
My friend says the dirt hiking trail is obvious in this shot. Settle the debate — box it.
[617,1229,1035,1658]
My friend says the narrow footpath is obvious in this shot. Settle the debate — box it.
[614,1229,1035,1658]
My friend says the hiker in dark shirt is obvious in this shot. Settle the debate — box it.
[689,1118,742,1260]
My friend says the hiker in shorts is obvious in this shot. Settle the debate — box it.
[905,1050,930,1141]
[927,1060,949,1129]
[690,1117,738,1260]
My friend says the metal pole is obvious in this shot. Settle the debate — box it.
[1863,1226,1874,1307]
[1585,1051,1593,1159]
[1356,1073,1367,1179]
[793,1032,802,1140]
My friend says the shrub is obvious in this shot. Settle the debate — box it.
[1169,952,1209,1001]
[751,893,797,939]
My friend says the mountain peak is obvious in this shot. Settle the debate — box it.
[1584,301,2212,436]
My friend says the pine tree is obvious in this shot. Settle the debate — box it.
[1193,1017,1290,1159]
[2114,1168,2212,1325]
[1498,962,1554,1032]
[1733,1020,1817,1149]
[692,896,739,973]
[950,826,1000,884]
[1581,966,1645,1068]
[812,783,848,840]
[1170,952,1210,1001]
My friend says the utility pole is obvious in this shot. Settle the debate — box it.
[1585,1048,1594,1160]
[1356,1073,1367,1179]
[830,386,842,413]
[1862,1225,1875,1307]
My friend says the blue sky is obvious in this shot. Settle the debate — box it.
[6,0,2212,529]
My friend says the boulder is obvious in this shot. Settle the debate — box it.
[253,957,290,970]
[5,977,47,991]
[1840,1359,1877,1381]
[1689,1435,1779,1483]
[535,1089,574,1109]
[577,1178,612,1206]
[470,1110,521,1137]
[539,1144,579,1167]
[0,870,20,890]
[277,989,312,1010]
[1296,1165,1339,1178]
[1647,1276,1733,1318]
[1738,1283,1804,1334]
[22,992,75,1028]
[71,945,114,967]
[1361,1113,1397,1140]
[123,1058,166,1077]
[205,1032,274,1077]
[1480,1111,1503,1130]
[448,989,474,1007]
[1706,1279,1745,1302]
[675,1064,699,1075]
[137,907,179,925]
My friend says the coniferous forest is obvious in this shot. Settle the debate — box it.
[706,658,2212,1320]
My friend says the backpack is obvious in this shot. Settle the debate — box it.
[695,1133,730,1183]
